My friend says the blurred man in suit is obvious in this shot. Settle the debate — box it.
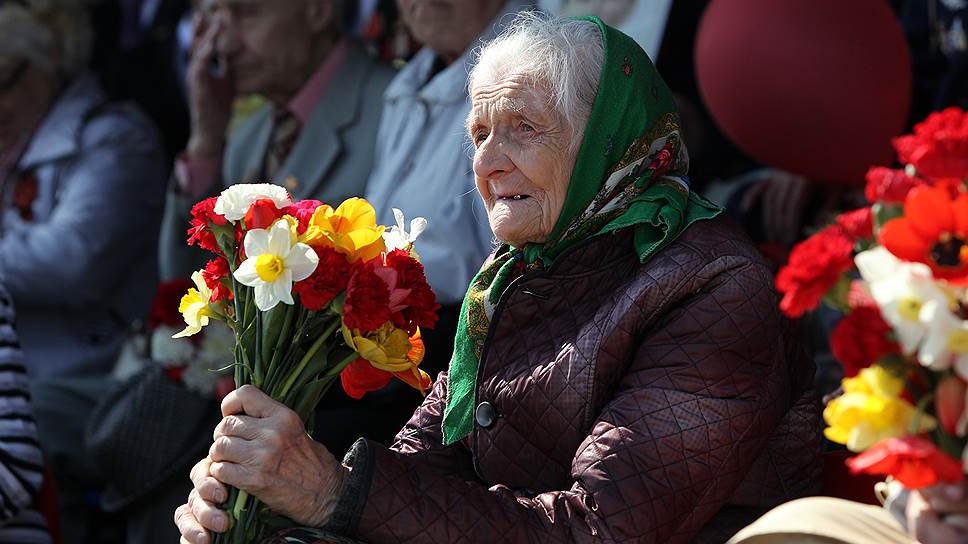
[160,0,394,279]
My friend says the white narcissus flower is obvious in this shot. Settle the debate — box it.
[855,247,948,354]
[214,183,292,221]
[382,208,427,252]
[234,221,318,311]
[919,299,968,375]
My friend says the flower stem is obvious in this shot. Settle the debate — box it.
[276,317,340,398]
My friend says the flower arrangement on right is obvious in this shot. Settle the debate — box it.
[776,107,968,489]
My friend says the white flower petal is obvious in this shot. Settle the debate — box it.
[854,247,898,284]
[243,228,270,258]
[393,208,406,230]
[272,273,294,306]
[215,183,293,221]
[266,221,292,258]
[254,283,280,311]
[234,258,261,287]
[408,217,427,241]
[190,270,209,295]
[285,243,319,282]
[382,229,407,251]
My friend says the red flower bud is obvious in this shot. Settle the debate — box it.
[244,198,284,230]
[936,375,967,435]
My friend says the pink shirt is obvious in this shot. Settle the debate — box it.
[176,40,349,198]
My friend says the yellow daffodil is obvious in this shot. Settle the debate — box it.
[342,322,430,393]
[824,365,935,452]
[173,271,217,338]
[303,197,385,262]
[234,221,319,311]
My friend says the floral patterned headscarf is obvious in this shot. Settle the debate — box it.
[442,17,721,445]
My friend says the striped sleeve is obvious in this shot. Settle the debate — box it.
[0,287,50,542]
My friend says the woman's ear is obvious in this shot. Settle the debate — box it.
[304,0,337,34]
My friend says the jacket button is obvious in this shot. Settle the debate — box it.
[475,401,497,428]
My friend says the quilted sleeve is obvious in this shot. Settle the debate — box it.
[334,256,796,543]
[387,372,477,479]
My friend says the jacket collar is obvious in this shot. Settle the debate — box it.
[19,73,106,170]
[384,0,535,106]
[231,43,371,199]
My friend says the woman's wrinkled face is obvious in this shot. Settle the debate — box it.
[469,75,578,248]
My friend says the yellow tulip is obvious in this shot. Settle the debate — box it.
[303,198,385,262]
[342,323,431,394]
[823,366,935,452]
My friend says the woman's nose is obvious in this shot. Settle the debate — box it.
[473,135,514,181]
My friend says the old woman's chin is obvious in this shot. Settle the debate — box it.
[487,198,551,247]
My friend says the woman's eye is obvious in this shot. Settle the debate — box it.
[474,131,489,145]
[520,122,535,133]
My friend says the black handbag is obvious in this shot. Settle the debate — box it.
[84,365,221,511]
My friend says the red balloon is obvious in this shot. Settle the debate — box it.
[695,0,912,185]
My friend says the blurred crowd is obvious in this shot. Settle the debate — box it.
[0,0,964,542]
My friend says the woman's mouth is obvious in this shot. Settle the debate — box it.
[497,195,531,201]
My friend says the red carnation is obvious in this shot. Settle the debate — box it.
[830,306,900,377]
[864,167,924,205]
[293,246,352,311]
[776,225,855,318]
[340,357,392,399]
[847,436,965,489]
[243,198,285,230]
[893,107,968,180]
[343,261,392,332]
[281,200,323,234]
[385,250,440,333]
[202,258,232,302]
[187,197,227,254]
[835,208,873,240]
[148,279,193,329]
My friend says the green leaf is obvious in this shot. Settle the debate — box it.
[872,202,903,232]
[260,303,289,366]
[821,273,852,314]
[287,377,337,422]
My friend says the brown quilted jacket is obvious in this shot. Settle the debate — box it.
[325,216,822,543]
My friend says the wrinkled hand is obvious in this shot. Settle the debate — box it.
[186,10,234,160]
[174,385,348,543]
[908,483,968,544]
[739,168,810,246]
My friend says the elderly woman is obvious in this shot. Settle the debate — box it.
[176,14,821,543]
[0,0,165,379]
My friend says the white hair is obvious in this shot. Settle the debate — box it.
[0,0,93,78]
[468,11,605,144]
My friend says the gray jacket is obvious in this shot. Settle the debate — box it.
[160,43,395,279]
[0,73,166,378]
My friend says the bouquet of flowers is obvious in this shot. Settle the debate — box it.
[776,107,968,490]
[174,184,438,541]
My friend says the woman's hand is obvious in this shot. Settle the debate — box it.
[907,483,968,544]
[174,385,349,542]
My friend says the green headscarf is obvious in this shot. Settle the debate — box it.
[441,17,721,445]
